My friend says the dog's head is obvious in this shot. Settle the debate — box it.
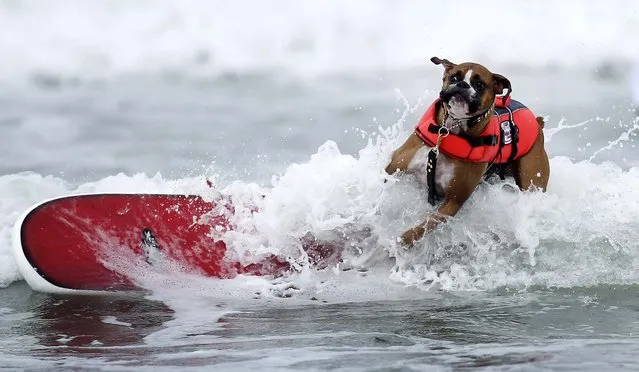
[431,57,511,120]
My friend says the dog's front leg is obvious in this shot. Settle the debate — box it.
[400,162,487,246]
[385,133,425,175]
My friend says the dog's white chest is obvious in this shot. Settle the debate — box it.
[407,146,455,196]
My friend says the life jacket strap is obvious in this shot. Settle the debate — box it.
[496,106,521,179]
[427,124,499,147]
[426,148,438,206]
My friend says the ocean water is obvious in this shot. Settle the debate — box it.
[2,0,639,370]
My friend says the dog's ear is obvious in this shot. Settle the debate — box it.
[430,57,456,71]
[493,73,512,104]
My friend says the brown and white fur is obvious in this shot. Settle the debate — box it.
[385,57,550,246]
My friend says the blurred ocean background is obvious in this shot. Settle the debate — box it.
[1,1,639,370]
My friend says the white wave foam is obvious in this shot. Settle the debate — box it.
[218,139,639,292]
[1,0,637,81]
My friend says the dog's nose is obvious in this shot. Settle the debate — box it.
[456,81,470,89]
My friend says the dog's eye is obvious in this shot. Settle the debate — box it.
[474,81,485,90]
[449,75,460,83]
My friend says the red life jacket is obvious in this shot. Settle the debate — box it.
[414,97,540,164]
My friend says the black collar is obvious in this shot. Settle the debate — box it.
[444,103,494,129]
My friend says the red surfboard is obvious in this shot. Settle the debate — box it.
[12,193,291,293]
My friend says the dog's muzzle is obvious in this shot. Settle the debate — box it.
[440,84,481,114]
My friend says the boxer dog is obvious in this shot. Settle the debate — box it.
[385,57,550,246]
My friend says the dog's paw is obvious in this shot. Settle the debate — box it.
[400,226,425,247]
